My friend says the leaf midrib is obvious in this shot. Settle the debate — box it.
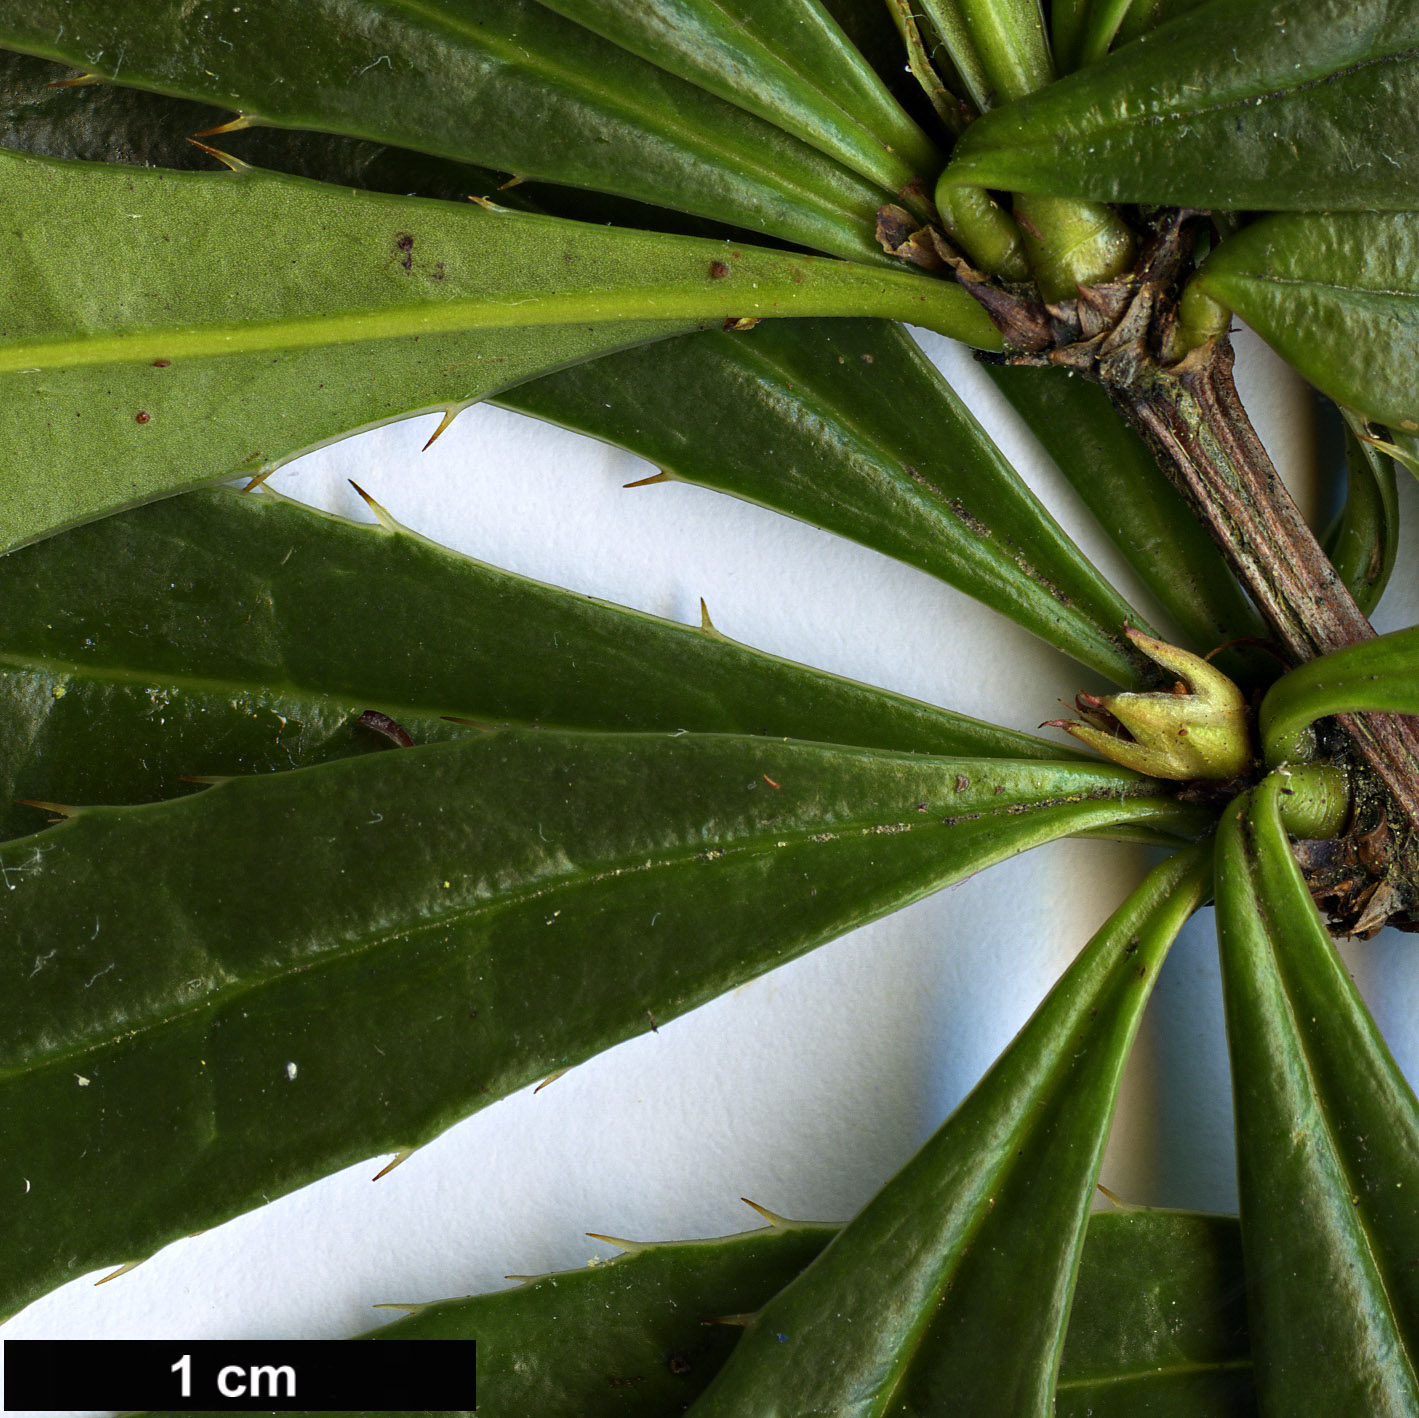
[2,794,1120,1084]
[1054,1354,1253,1391]
[0,292,687,374]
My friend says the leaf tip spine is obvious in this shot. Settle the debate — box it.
[585,1232,645,1255]
[371,1148,415,1181]
[348,479,403,532]
[94,1260,141,1286]
[15,798,80,821]
[192,113,254,138]
[740,1197,794,1228]
[185,138,252,174]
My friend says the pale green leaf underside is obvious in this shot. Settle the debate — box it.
[0,145,998,553]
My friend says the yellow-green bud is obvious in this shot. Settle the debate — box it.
[1048,629,1253,781]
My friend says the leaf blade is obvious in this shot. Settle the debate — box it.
[1259,625,1419,766]
[1191,211,1419,438]
[1215,775,1419,1415]
[133,1210,1255,1417]
[0,487,1072,840]
[500,320,1153,684]
[0,146,997,552]
[0,0,897,260]
[682,843,1211,1417]
[532,0,940,197]
[0,732,1192,1319]
[946,0,1419,213]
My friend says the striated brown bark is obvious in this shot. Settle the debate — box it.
[913,197,1419,924]
[1122,341,1419,915]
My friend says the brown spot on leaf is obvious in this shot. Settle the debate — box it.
[134,411,150,424]
[709,260,729,280]
[667,1354,692,1377]
[395,232,414,271]
[152,359,171,368]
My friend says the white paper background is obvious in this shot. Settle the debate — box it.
[5,325,1419,1415]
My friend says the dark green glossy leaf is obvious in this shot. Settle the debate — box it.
[0,732,1196,1318]
[0,46,483,197]
[1216,774,1419,1414]
[982,362,1266,668]
[0,44,754,241]
[0,145,998,554]
[0,486,1069,841]
[818,0,946,136]
[532,0,939,199]
[1057,1209,1256,1418]
[141,1210,1255,1418]
[1260,625,1419,767]
[366,1218,839,1411]
[946,0,1419,212]
[1111,0,1209,48]
[1190,211,1419,438]
[0,0,896,261]
[682,844,1211,1417]
[1054,0,1209,73]
[1323,425,1400,619]
[502,319,1152,685]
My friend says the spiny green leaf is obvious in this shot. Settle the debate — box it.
[1190,211,1419,438]
[0,0,896,261]
[0,732,1197,1319]
[0,486,1069,841]
[138,1210,1255,1418]
[1260,625,1419,767]
[532,0,939,199]
[0,44,748,240]
[946,0,1419,212]
[0,145,999,554]
[1216,774,1419,1415]
[501,320,1153,685]
[682,843,1211,1417]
